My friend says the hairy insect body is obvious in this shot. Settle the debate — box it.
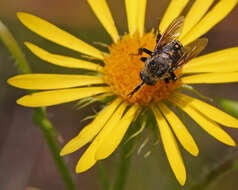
[142,39,184,85]
[129,16,208,96]
[161,40,184,65]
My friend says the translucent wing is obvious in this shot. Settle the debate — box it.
[175,38,208,68]
[155,16,184,52]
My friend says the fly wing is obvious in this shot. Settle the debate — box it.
[155,16,184,52]
[174,38,208,68]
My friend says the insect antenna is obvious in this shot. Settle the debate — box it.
[128,81,145,97]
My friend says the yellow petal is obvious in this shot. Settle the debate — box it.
[183,61,238,73]
[8,74,104,90]
[180,0,214,38]
[152,106,186,186]
[183,47,238,73]
[125,0,147,36]
[188,47,238,65]
[87,0,119,42]
[25,42,103,72]
[137,0,147,36]
[17,87,111,107]
[60,98,122,156]
[125,0,138,35]
[171,92,238,128]
[17,12,103,59]
[169,97,235,146]
[76,102,128,173]
[158,102,199,156]
[95,105,138,160]
[182,72,238,84]
[181,0,238,45]
[159,0,189,33]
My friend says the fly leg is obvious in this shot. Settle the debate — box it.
[169,72,177,82]
[156,32,162,43]
[164,72,177,86]
[154,32,162,53]
[164,78,170,84]
[137,48,153,62]
[140,57,147,62]
[138,47,153,56]
[164,77,170,89]
[129,47,152,57]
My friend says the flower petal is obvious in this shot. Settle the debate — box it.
[182,72,238,84]
[17,12,104,59]
[76,102,128,173]
[183,61,238,73]
[158,102,199,156]
[87,0,120,42]
[95,105,138,160]
[25,42,103,72]
[60,98,122,156]
[17,87,111,107]
[169,97,235,146]
[125,0,147,36]
[180,0,214,38]
[8,74,104,90]
[159,0,189,33]
[171,92,238,128]
[152,106,186,186]
[137,0,147,36]
[125,0,138,35]
[183,47,238,73]
[181,0,238,45]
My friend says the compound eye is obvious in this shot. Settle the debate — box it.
[140,71,155,85]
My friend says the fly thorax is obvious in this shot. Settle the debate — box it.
[146,56,169,78]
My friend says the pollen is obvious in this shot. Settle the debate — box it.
[103,31,182,105]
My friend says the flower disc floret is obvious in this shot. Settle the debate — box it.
[103,31,182,105]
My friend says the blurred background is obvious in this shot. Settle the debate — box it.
[0,0,238,190]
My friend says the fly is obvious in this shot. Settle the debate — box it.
[129,16,208,96]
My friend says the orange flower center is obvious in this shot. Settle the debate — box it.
[103,31,182,105]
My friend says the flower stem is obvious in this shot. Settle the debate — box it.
[33,108,77,190]
[112,141,133,190]
[188,98,238,190]
[0,20,31,74]
[0,20,77,190]
[188,151,238,190]
[112,124,137,190]
[98,161,111,190]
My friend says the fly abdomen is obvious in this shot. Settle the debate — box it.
[162,40,184,64]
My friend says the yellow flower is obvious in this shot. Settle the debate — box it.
[7,0,238,186]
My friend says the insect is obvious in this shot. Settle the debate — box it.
[129,16,208,96]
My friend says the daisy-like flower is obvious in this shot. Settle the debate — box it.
[8,0,238,186]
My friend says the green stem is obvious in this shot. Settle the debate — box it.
[188,98,238,190]
[0,20,31,74]
[33,108,77,190]
[188,151,238,190]
[0,20,77,190]
[192,165,231,190]
[98,161,111,190]
[113,137,134,190]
